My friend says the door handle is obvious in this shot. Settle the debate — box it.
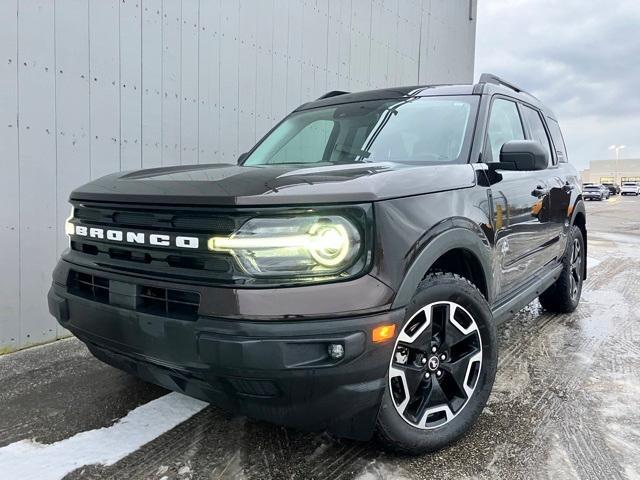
[532,185,548,197]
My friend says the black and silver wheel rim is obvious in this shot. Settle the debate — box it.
[388,301,483,429]
[570,237,582,300]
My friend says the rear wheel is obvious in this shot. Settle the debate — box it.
[539,225,584,313]
[376,273,497,454]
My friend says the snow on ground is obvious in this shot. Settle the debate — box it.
[587,256,601,268]
[0,393,207,480]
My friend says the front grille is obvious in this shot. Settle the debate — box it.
[68,270,200,320]
[75,205,240,234]
[68,202,249,284]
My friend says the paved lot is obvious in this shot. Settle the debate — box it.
[1,196,639,480]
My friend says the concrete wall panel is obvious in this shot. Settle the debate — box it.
[17,0,58,348]
[120,0,142,171]
[89,0,120,178]
[0,0,20,353]
[141,0,163,169]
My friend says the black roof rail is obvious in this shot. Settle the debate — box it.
[477,73,523,93]
[316,90,349,100]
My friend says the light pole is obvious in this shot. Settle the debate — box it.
[609,144,625,185]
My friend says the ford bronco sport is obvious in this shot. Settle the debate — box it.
[49,73,586,454]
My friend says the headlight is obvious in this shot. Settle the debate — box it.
[65,207,75,236]
[208,215,363,278]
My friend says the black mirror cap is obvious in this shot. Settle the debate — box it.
[237,152,249,165]
[493,140,549,171]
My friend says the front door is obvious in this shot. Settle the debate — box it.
[483,98,554,301]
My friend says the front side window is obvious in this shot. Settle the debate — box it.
[522,106,553,166]
[484,98,525,163]
[243,96,478,166]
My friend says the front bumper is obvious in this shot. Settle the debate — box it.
[48,260,405,440]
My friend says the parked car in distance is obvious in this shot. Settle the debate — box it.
[601,183,620,195]
[621,182,640,196]
[49,74,586,455]
[599,184,610,199]
[583,185,605,201]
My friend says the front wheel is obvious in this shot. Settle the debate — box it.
[376,273,497,454]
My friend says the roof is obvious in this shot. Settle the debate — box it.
[297,73,555,118]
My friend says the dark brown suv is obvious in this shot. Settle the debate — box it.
[49,73,586,454]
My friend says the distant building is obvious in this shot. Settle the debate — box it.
[580,159,640,184]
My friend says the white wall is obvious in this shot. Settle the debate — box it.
[0,0,476,353]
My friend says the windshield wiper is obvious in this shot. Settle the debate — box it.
[334,145,371,160]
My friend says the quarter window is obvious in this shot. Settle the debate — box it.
[485,99,524,163]
[522,106,553,166]
[546,117,568,163]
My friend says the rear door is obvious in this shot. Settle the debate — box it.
[520,105,568,262]
[483,97,553,300]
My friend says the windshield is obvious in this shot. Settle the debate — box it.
[243,96,478,167]
[623,183,638,186]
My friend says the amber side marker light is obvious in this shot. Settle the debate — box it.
[372,324,396,343]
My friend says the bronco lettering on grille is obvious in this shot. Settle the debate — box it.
[71,225,199,249]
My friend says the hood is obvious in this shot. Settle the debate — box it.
[70,162,476,206]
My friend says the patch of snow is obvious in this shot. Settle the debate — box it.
[0,393,208,480]
[354,460,412,480]
[587,256,601,268]
[542,435,581,479]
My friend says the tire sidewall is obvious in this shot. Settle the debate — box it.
[377,274,498,453]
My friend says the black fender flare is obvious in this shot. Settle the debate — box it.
[569,198,586,225]
[391,227,494,309]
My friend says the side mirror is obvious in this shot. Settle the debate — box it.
[491,140,548,171]
[237,152,249,165]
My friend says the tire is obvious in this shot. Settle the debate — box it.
[539,225,584,313]
[376,273,497,454]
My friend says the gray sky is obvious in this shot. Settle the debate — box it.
[475,0,640,170]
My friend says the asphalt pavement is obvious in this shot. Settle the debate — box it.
[1,195,639,480]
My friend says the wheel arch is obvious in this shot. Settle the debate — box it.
[391,228,494,309]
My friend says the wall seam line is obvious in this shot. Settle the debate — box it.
[53,0,59,340]
[16,0,22,348]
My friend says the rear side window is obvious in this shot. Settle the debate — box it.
[521,106,553,166]
[485,98,525,163]
[545,117,568,163]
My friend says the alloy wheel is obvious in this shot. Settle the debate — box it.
[570,237,582,300]
[388,301,482,429]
